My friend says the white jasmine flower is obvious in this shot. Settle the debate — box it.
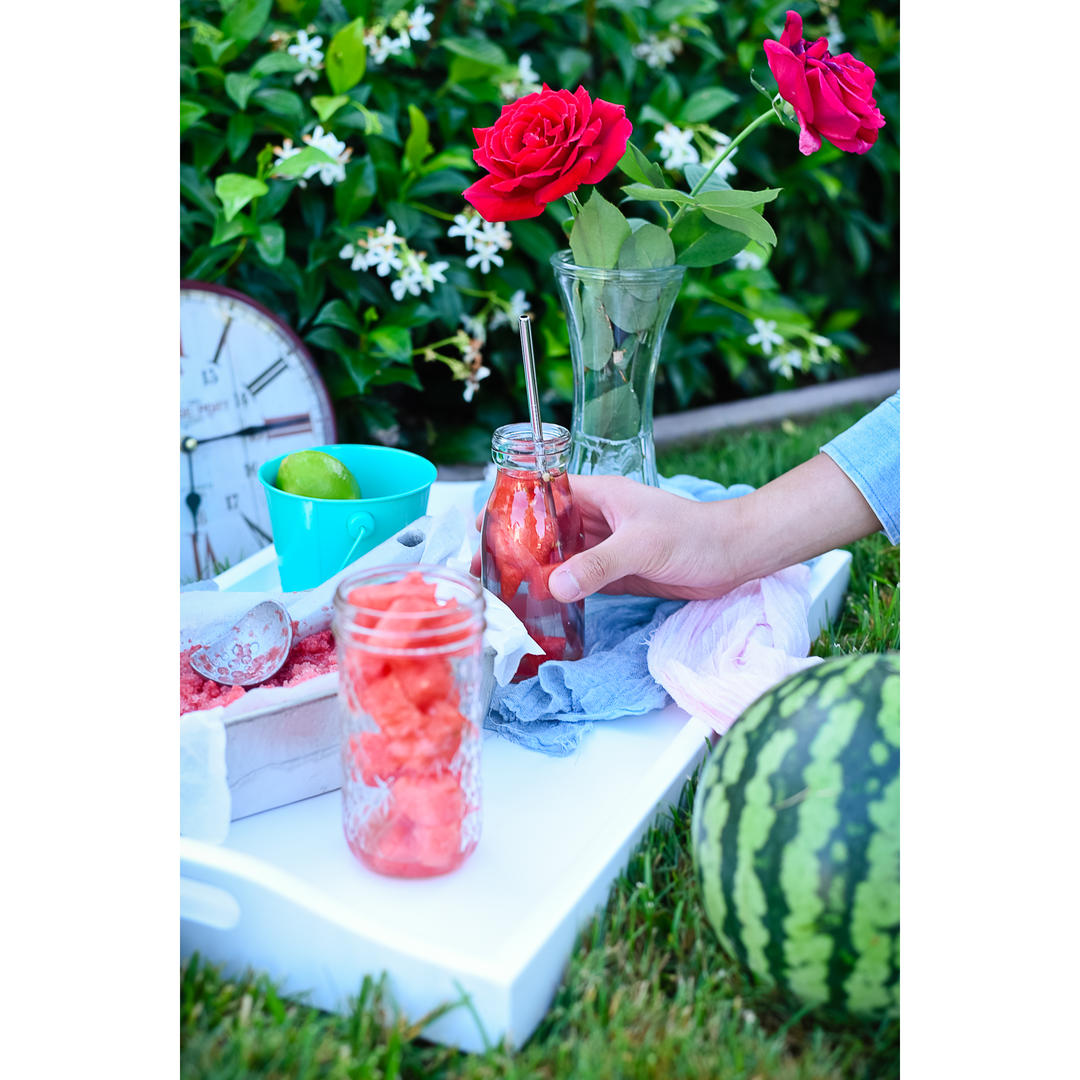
[742,1010,758,1027]
[478,218,512,251]
[364,222,405,277]
[301,125,351,185]
[418,256,449,292]
[769,349,804,378]
[407,5,435,42]
[272,137,301,168]
[466,239,504,274]
[460,313,487,343]
[500,52,542,99]
[462,365,491,402]
[294,66,319,85]
[747,317,784,355]
[288,29,324,67]
[339,242,370,272]
[655,124,700,171]
[632,32,683,70]
[733,249,765,271]
[826,14,845,47]
[490,289,531,330]
[518,53,540,87]
[705,130,739,179]
[391,249,446,300]
[448,210,486,252]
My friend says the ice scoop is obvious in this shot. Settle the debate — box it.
[188,599,295,686]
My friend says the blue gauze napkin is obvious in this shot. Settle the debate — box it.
[477,473,755,755]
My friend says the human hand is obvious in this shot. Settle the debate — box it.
[470,454,883,603]
[472,474,745,602]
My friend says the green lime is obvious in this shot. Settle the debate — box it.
[276,450,363,500]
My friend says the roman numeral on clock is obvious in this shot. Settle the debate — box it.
[246,357,288,396]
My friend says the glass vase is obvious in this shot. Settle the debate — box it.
[551,249,685,486]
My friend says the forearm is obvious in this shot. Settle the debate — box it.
[720,453,883,589]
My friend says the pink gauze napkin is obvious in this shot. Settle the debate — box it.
[646,563,823,735]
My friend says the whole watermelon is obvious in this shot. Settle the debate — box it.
[691,652,899,1018]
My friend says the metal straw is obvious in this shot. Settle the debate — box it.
[518,314,564,559]
[519,314,550,481]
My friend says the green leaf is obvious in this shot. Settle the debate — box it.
[255,221,285,265]
[683,162,733,194]
[274,0,321,21]
[440,36,507,70]
[221,0,272,43]
[700,205,777,246]
[311,95,350,124]
[509,218,559,266]
[617,141,666,189]
[407,169,472,199]
[214,172,269,221]
[620,183,693,206]
[670,210,750,266]
[326,18,366,95]
[249,52,303,78]
[334,156,377,224]
[677,86,739,125]
[582,382,641,441]
[180,100,207,134]
[695,187,782,210]
[252,88,305,130]
[269,145,337,178]
[210,211,252,246]
[580,289,615,371]
[370,325,413,364]
[617,223,675,269]
[314,298,364,336]
[403,104,433,172]
[569,190,631,269]
[224,72,261,111]
[226,111,256,161]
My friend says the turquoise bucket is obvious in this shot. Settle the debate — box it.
[258,444,437,591]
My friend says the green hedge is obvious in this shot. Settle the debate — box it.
[181,0,898,463]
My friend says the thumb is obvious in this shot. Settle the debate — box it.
[548,536,629,602]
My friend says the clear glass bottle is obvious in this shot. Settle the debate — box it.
[481,422,585,681]
[331,565,485,878]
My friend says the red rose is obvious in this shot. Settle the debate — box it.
[764,10,885,156]
[463,84,633,222]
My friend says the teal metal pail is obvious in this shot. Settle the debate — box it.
[258,444,437,591]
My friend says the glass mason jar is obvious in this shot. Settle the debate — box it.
[331,565,486,878]
[550,249,686,486]
[480,422,585,681]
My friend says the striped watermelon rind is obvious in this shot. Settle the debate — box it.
[691,652,899,1018]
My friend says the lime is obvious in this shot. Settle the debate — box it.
[276,450,363,500]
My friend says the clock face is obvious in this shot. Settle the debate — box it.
[180,281,336,583]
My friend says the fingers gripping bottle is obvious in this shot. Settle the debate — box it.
[481,423,585,682]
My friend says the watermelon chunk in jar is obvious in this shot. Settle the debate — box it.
[480,423,585,682]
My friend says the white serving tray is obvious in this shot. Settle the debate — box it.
[180,481,852,1051]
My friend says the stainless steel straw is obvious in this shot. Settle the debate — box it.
[518,313,563,558]
[518,314,550,481]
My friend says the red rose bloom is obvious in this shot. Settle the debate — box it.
[464,84,633,222]
[764,10,886,156]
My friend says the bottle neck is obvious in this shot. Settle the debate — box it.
[491,422,571,473]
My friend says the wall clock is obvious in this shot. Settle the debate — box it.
[180,280,337,583]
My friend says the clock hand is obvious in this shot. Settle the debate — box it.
[210,316,232,365]
[181,417,309,448]
[182,441,203,579]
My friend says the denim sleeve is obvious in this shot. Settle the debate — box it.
[820,391,900,544]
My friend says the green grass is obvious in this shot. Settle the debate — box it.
[182,403,900,1079]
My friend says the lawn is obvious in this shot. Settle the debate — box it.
[181,401,900,1079]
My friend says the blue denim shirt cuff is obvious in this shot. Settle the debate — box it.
[820,391,900,544]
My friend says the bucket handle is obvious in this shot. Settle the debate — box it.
[337,511,377,574]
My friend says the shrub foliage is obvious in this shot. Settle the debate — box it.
[180,0,899,461]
